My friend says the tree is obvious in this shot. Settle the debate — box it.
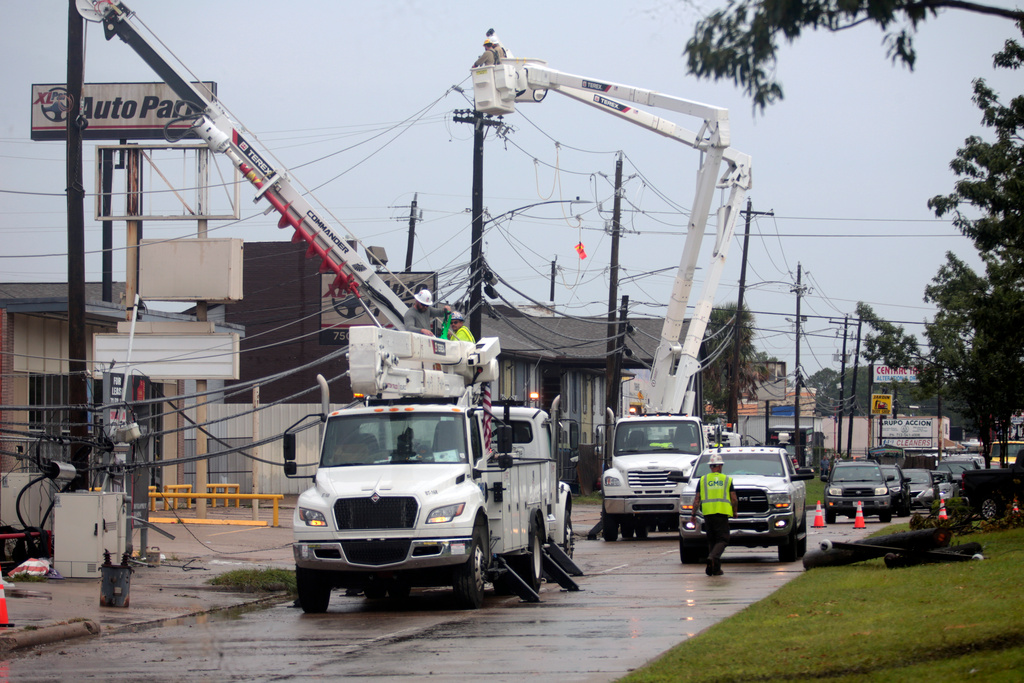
[856,27,1024,465]
[684,1,1024,110]
[701,302,768,416]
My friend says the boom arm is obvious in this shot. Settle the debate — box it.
[473,61,752,414]
[79,0,410,328]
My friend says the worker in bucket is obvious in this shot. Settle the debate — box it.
[403,289,450,336]
[690,453,738,576]
[472,29,512,67]
[447,311,475,343]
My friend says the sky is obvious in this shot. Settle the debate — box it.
[1,0,1020,402]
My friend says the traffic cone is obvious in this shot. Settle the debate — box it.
[1014,499,1020,514]
[938,499,948,521]
[812,500,826,528]
[853,501,866,529]
[0,581,11,629]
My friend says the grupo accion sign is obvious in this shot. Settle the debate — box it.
[31,82,216,141]
[872,365,919,384]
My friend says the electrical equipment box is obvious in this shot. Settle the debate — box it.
[1,472,53,529]
[53,492,127,579]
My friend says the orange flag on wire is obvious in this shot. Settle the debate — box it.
[575,242,587,259]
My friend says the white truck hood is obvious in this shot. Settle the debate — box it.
[612,452,698,474]
[315,464,468,499]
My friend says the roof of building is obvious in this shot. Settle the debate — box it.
[481,304,674,367]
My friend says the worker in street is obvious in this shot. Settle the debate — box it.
[472,29,511,67]
[690,453,738,576]
[403,289,450,336]
[447,311,476,343]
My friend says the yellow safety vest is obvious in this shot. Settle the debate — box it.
[699,472,733,516]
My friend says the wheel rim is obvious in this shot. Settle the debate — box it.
[982,498,998,519]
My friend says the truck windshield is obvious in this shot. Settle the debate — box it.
[831,465,885,483]
[321,413,468,467]
[691,452,786,478]
[615,421,702,455]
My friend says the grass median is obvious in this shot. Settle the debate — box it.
[622,524,1024,682]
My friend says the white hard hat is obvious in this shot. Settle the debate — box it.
[414,289,433,306]
[484,33,501,46]
[708,453,725,466]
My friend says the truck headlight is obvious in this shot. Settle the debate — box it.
[679,494,695,513]
[298,507,328,527]
[426,502,465,524]
[768,492,792,509]
[827,486,842,496]
[874,486,889,496]
[603,474,622,488]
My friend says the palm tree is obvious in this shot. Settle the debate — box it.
[701,302,768,420]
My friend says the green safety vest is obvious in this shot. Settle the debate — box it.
[699,472,733,516]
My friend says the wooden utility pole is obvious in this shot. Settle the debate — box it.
[453,109,503,340]
[846,318,863,457]
[604,153,624,420]
[67,0,89,489]
[793,263,805,466]
[728,199,772,426]
[404,193,419,271]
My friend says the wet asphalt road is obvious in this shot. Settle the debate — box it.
[2,509,882,682]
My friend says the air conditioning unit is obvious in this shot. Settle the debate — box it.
[1,472,53,530]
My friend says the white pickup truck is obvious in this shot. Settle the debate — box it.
[673,446,815,563]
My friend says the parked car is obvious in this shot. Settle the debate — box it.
[903,469,940,509]
[935,460,979,485]
[930,469,960,498]
[880,464,912,517]
[825,461,892,524]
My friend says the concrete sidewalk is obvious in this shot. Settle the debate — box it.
[1,497,298,652]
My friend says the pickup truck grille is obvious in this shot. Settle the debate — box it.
[340,539,411,566]
[627,469,673,488]
[735,488,769,514]
[334,496,419,530]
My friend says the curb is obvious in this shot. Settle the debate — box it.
[0,620,101,652]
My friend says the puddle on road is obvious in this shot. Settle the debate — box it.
[113,599,285,635]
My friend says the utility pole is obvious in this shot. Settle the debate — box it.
[794,264,802,466]
[836,314,849,454]
[67,0,89,490]
[605,153,624,421]
[728,199,772,426]
[846,318,863,457]
[453,109,503,340]
[403,193,419,272]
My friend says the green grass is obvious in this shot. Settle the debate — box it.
[208,567,296,594]
[620,524,1024,682]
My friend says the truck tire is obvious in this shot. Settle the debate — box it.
[511,520,544,594]
[634,522,649,539]
[679,538,703,564]
[980,495,1003,520]
[825,510,836,525]
[296,566,333,614]
[453,520,488,609]
[778,525,799,563]
[620,519,635,539]
[602,511,620,542]
[562,503,575,559]
[879,511,892,523]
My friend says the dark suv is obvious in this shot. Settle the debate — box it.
[881,464,912,517]
[825,461,893,524]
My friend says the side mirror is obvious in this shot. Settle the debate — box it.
[496,424,513,455]
[886,473,895,481]
[283,433,298,478]
[496,453,515,470]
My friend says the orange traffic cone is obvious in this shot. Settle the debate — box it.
[1014,499,1020,514]
[0,581,11,629]
[812,500,826,528]
[853,501,866,529]
[938,499,948,521]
